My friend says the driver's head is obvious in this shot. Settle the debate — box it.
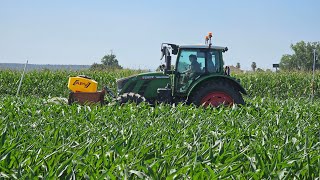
[189,54,197,62]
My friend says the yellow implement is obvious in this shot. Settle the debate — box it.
[68,75,97,92]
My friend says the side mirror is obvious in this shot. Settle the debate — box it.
[166,56,171,70]
[164,56,174,74]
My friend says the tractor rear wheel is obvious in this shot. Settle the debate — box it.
[116,92,146,105]
[189,81,244,107]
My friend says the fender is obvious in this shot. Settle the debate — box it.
[187,74,247,97]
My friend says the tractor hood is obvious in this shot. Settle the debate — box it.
[116,74,137,92]
[116,72,170,93]
[135,72,170,80]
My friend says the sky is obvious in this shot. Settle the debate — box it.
[0,0,320,70]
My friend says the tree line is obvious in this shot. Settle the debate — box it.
[236,41,319,72]
[280,41,320,71]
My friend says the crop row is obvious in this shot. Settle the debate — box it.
[235,72,320,99]
[1,70,320,99]
[0,95,319,179]
[0,69,141,98]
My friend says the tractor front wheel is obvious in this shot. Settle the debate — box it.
[116,93,146,105]
[189,81,244,107]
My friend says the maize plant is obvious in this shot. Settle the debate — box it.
[0,70,319,179]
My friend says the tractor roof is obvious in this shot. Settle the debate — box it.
[179,45,227,50]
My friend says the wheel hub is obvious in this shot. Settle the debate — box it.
[200,92,233,107]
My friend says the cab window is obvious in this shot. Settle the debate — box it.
[207,50,220,73]
[176,49,205,93]
[177,50,205,73]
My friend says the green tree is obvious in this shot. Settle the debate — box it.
[279,54,295,70]
[251,62,257,71]
[90,63,106,71]
[90,51,122,70]
[101,51,122,69]
[236,62,241,69]
[280,41,320,71]
[256,68,264,72]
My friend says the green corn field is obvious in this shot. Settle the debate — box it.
[0,69,319,179]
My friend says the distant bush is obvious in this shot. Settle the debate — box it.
[91,51,122,70]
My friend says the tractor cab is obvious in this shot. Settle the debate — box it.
[175,45,227,94]
[160,33,229,97]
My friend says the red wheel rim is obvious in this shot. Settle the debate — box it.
[200,92,233,107]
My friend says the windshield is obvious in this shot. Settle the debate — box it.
[177,49,205,73]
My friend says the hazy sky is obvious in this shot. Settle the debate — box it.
[1,0,319,70]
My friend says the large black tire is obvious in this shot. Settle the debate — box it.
[188,81,245,107]
[116,92,146,105]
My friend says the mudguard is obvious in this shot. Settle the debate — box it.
[187,75,247,97]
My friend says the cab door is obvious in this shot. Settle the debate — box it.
[174,49,206,94]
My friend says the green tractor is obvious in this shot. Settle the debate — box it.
[115,34,247,107]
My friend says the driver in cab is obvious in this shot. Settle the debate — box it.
[179,54,202,91]
[187,54,201,75]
